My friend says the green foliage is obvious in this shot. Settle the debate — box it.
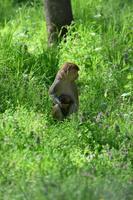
[0,0,16,25]
[0,0,133,199]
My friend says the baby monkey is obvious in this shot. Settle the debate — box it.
[52,94,73,120]
[49,62,79,120]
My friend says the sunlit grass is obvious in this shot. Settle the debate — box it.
[0,0,133,199]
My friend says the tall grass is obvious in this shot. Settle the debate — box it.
[0,0,133,199]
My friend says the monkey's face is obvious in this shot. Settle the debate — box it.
[66,68,79,81]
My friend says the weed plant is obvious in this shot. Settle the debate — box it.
[0,0,133,199]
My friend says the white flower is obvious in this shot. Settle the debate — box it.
[94,47,102,51]
[90,32,96,36]
[94,14,101,18]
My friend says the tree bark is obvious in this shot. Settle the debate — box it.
[44,0,73,45]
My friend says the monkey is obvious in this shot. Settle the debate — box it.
[49,62,79,120]
[52,94,74,120]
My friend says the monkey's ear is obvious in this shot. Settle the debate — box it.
[56,70,63,80]
[63,68,68,73]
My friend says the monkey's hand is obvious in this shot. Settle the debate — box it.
[49,93,61,107]
[52,95,62,107]
[54,97,62,107]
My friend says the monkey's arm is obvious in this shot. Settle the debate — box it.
[49,79,62,106]
[68,83,79,115]
[68,102,78,115]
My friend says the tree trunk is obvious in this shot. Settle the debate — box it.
[44,0,73,45]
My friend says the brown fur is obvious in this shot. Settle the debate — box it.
[61,62,79,72]
[58,94,73,116]
[49,62,79,120]
[56,62,79,80]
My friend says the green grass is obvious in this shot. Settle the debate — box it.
[0,0,133,199]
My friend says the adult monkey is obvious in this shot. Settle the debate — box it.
[49,62,79,120]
